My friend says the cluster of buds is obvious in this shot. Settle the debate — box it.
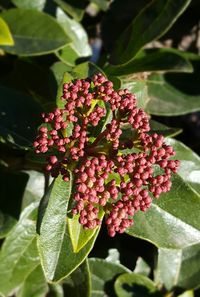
[34,73,180,236]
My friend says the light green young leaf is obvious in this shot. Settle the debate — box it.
[68,209,104,253]
[11,0,46,10]
[0,16,14,46]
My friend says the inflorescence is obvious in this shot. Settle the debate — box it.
[34,73,180,237]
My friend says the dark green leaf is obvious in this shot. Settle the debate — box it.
[0,167,29,218]
[0,211,16,239]
[0,85,43,149]
[89,258,130,297]
[37,175,99,282]
[114,273,159,297]
[111,0,191,64]
[17,265,48,297]
[53,0,87,21]
[11,0,46,10]
[0,8,71,56]
[106,48,193,76]
[0,203,39,296]
[134,258,151,277]
[145,72,200,116]
[150,121,182,138]
[0,16,14,45]
[63,260,91,297]
[126,174,200,249]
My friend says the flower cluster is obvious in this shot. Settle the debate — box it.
[34,73,180,236]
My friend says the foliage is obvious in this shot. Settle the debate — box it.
[0,0,200,297]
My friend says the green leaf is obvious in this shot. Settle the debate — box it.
[110,0,191,65]
[53,0,87,21]
[11,0,46,10]
[106,48,193,76]
[88,0,109,11]
[37,175,100,282]
[55,7,91,64]
[17,265,49,297]
[145,74,200,116]
[68,209,104,253]
[165,138,200,194]
[134,257,151,277]
[89,258,130,297]
[0,203,39,296]
[0,85,43,149]
[114,273,159,297]
[178,291,194,297]
[150,121,182,138]
[0,211,16,239]
[63,260,91,297]
[126,174,200,249]
[0,8,71,56]
[118,77,149,109]
[49,284,64,297]
[155,245,200,290]
[73,61,105,79]
[21,170,46,210]
[0,16,14,45]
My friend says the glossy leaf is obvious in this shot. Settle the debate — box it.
[11,0,46,10]
[119,78,149,109]
[0,85,43,149]
[56,7,91,64]
[63,260,91,297]
[0,9,70,56]
[114,273,159,297]
[126,174,200,249]
[68,209,104,253]
[54,0,87,21]
[111,0,191,65]
[0,203,39,296]
[37,175,100,282]
[165,138,200,194]
[155,245,200,290]
[21,170,46,210]
[0,211,16,239]
[89,258,130,297]
[150,121,182,138]
[17,265,48,297]
[146,74,200,116]
[0,16,14,45]
[106,48,193,76]
[134,257,151,277]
